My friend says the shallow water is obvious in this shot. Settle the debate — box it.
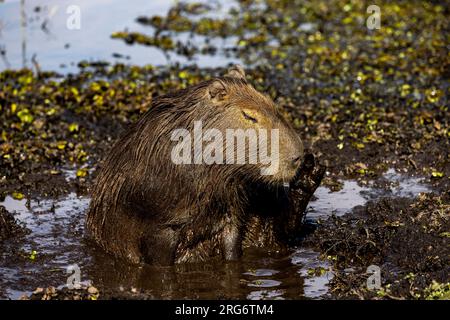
[307,169,430,219]
[0,0,240,73]
[0,169,430,300]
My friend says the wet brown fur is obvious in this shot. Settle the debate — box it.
[86,66,323,265]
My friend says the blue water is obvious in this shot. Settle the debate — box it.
[0,0,240,73]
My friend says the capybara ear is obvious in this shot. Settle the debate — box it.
[208,79,227,102]
[226,64,246,80]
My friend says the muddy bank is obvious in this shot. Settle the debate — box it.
[307,192,450,299]
[0,206,27,242]
[0,64,448,202]
[0,206,28,298]
[22,285,153,300]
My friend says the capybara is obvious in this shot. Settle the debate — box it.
[87,65,324,265]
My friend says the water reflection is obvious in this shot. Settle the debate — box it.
[0,0,240,73]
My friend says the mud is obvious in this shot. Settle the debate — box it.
[307,192,450,299]
[0,206,27,243]
[0,168,441,300]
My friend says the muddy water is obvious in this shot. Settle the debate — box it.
[0,169,430,300]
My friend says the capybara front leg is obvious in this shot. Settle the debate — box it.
[278,153,326,241]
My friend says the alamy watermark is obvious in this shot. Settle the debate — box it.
[66,264,81,289]
[66,5,81,30]
[170,121,280,175]
[366,264,381,290]
[366,5,381,30]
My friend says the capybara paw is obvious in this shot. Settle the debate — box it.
[290,153,326,194]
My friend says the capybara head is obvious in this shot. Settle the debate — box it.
[167,65,304,185]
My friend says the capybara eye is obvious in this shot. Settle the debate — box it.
[242,111,258,123]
